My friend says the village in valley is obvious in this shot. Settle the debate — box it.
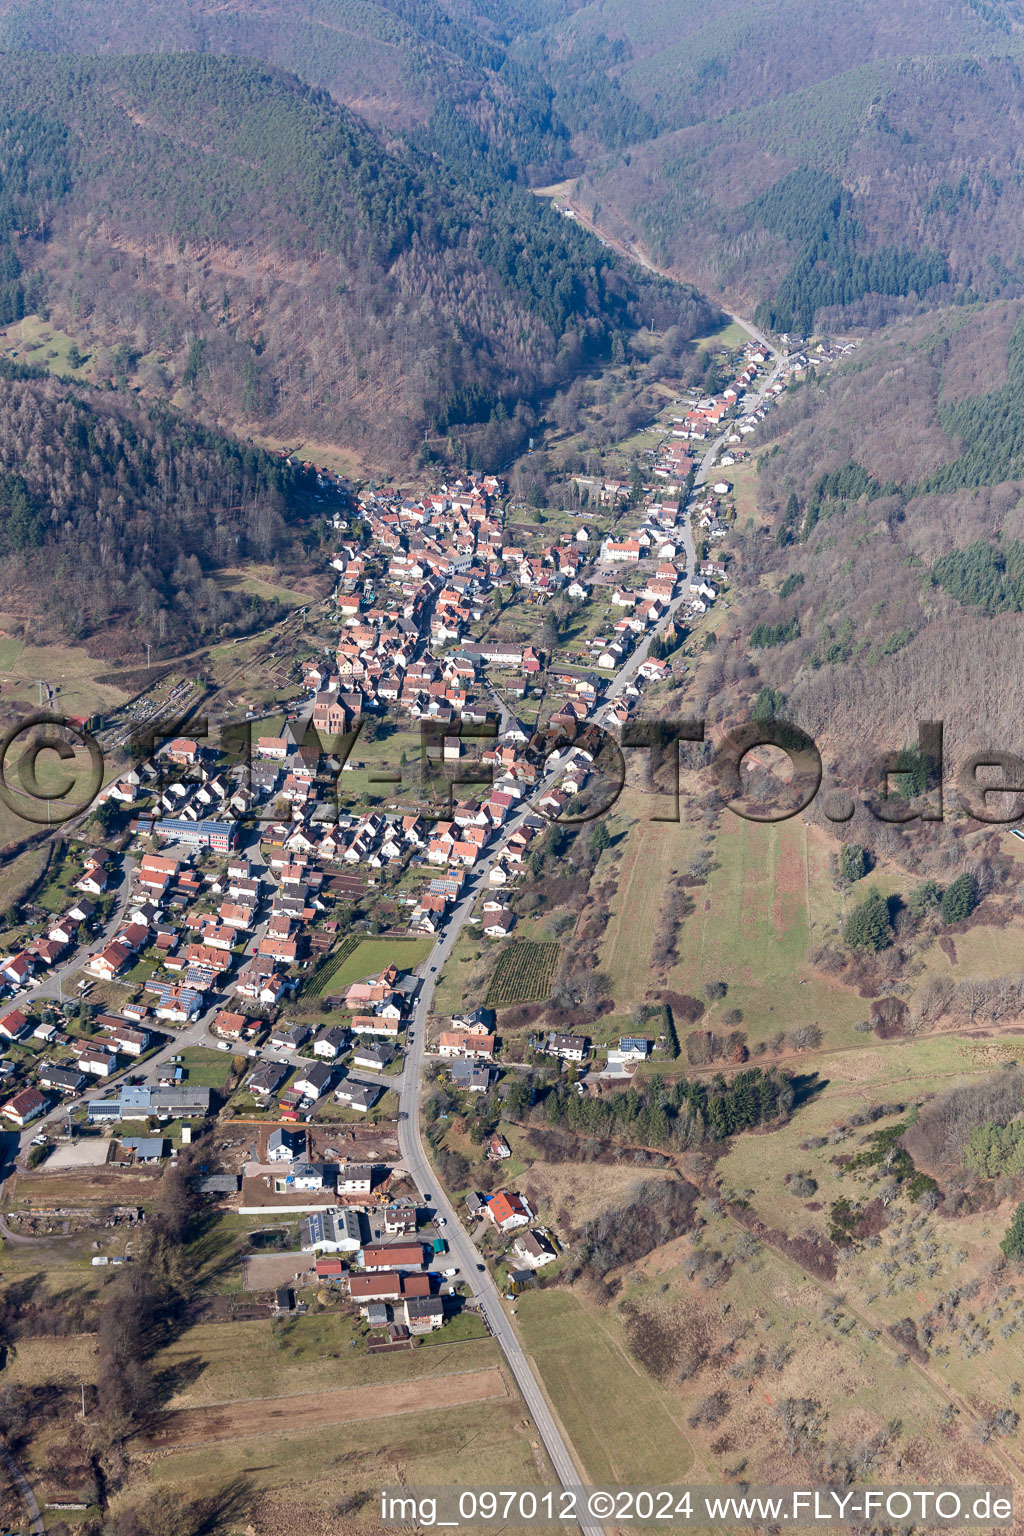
[0,326,856,1520]
[7,0,1024,1523]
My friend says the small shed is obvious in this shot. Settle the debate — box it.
[119,1137,167,1163]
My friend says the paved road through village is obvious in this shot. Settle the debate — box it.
[0,302,781,1531]
[394,313,783,1523]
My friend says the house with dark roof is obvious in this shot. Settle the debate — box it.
[351,1042,395,1072]
[339,1163,373,1194]
[513,1229,558,1269]
[333,1080,379,1113]
[384,1200,417,1234]
[313,1026,349,1059]
[38,1065,85,1094]
[120,1136,167,1163]
[451,1060,493,1093]
[195,1174,240,1195]
[248,1062,288,1098]
[292,1061,333,1101]
[267,1127,305,1162]
[270,1021,310,1051]
[404,1296,444,1333]
[299,1207,363,1253]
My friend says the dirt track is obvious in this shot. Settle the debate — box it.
[144,1366,507,1447]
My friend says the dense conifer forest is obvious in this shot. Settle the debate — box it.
[0,53,713,467]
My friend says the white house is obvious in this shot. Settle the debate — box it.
[267,1127,304,1162]
[513,1229,558,1269]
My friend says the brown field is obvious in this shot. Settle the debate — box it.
[241,1252,315,1291]
[512,1138,678,1228]
[136,1397,550,1533]
[771,819,806,937]
[2,1333,98,1387]
[144,1367,508,1448]
[9,1164,164,1206]
[599,788,696,1008]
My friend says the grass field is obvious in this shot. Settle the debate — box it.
[0,843,49,915]
[917,918,1024,982]
[0,628,133,849]
[614,1202,999,1490]
[3,1332,98,1388]
[695,317,749,352]
[308,935,433,997]
[152,1314,504,1406]
[703,1025,1024,1484]
[11,1304,547,1530]
[137,1394,549,1528]
[216,566,318,607]
[433,931,488,1014]
[301,933,362,997]
[717,1032,998,1236]
[0,622,132,720]
[728,451,770,529]
[149,1368,509,1448]
[0,314,96,381]
[599,795,868,1042]
[516,1290,695,1483]
[179,1046,236,1090]
[509,1136,679,1228]
[247,429,370,481]
[600,794,697,1008]
[670,816,867,1047]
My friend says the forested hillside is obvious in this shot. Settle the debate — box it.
[0,365,319,650]
[0,0,652,183]
[709,299,1024,791]
[0,53,711,467]
[12,0,1024,334]
[572,7,1024,326]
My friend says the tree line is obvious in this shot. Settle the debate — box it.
[532,1067,797,1148]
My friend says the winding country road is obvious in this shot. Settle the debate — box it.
[0,1442,45,1534]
